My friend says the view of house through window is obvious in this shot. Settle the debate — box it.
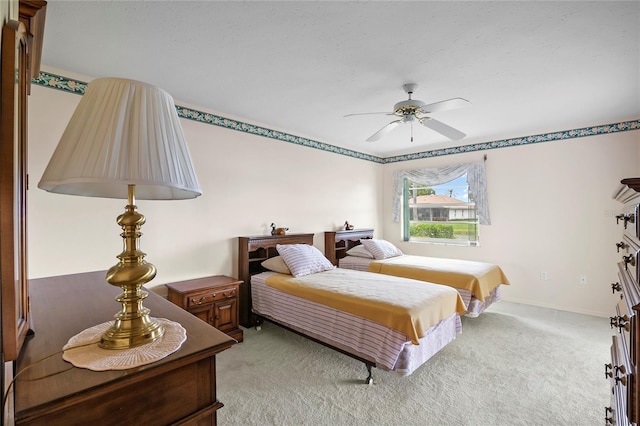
[403,174,479,246]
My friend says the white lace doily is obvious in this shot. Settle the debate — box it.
[62,318,187,371]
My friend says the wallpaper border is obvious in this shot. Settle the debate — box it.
[33,72,639,165]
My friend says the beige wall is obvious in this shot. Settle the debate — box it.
[1,1,18,53]
[27,69,383,292]
[2,0,17,23]
[27,67,639,316]
[382,131,639,316]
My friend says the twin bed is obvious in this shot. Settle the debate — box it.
[324,229,510,317]
[238,233,466,383]
[237,230,510,383]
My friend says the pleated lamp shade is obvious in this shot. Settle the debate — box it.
[38,77,201,200]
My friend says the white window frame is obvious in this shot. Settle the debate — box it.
[403,176,479,246]
[392,161,490,246]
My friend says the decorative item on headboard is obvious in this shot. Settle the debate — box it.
[270,223,289,236]
[344,221,354,230]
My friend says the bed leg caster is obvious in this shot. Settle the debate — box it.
[365,363,374,385]
[252,316,263,331]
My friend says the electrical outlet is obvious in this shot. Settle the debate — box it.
[579,275,587,285]
[540,271,548,280]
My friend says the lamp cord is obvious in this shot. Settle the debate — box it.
[2,340,100,416]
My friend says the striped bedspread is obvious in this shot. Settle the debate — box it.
[340,254,509,302]
[251,271,462,372]
[264,268,465,345]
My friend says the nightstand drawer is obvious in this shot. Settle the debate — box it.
[187,287,237,307]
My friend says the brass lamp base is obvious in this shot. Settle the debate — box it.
[99,184,165,350]
[99,302,165,350]
[99,263,165,350]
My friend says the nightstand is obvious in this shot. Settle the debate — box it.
[166,275,243,342]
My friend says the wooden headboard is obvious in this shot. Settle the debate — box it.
[237,233,314,327]
[324,229,374,266]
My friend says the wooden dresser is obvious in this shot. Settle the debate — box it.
[14,271,236,425]
[609,178,640,426]
[166,276,243,342]
[238,233,314,327]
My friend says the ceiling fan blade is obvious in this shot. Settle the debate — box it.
[344,112,394,118]
[365,119,402,142]
[421,97,470,114]
[420,118,466,140]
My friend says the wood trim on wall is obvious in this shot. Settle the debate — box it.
[1,18,30,363]
[18,0,46,82]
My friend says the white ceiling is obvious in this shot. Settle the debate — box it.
[40,1,639,158]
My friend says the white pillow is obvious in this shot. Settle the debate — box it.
[346,245,374,259]
[261,256,291,275]
[360,239,403,260]
[276,244,335,277]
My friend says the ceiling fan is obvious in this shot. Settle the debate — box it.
[345,83,470,142]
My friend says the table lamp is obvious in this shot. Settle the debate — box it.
[38,77,201,350]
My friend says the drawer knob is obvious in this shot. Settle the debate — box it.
[615,241,626,252]
[604,407,613,424]
[610,315,630,332]
[611,282,621,293]
[622,254,635,269]
[618,315,630,332]
[625,214,635,228]
[616,213,635,229]
[604,363,612,379]
[614,364,627,386]
[190,296,206,305]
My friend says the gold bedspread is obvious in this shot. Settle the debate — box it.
[265,268,465,345]
[368,255,510,302]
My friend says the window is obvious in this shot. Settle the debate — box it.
[403,175,479,246]
[392,161,490,247]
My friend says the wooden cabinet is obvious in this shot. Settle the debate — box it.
[15,271,235,425]
[238,233,315,327]
[167,276,243,342]
[609,178,640,426]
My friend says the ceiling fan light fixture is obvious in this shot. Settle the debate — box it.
[393,99,426,116]
[346,82,470,143]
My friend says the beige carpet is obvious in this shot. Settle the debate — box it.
[217,301,611,425]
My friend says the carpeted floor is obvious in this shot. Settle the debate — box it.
[217,301,611,425]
